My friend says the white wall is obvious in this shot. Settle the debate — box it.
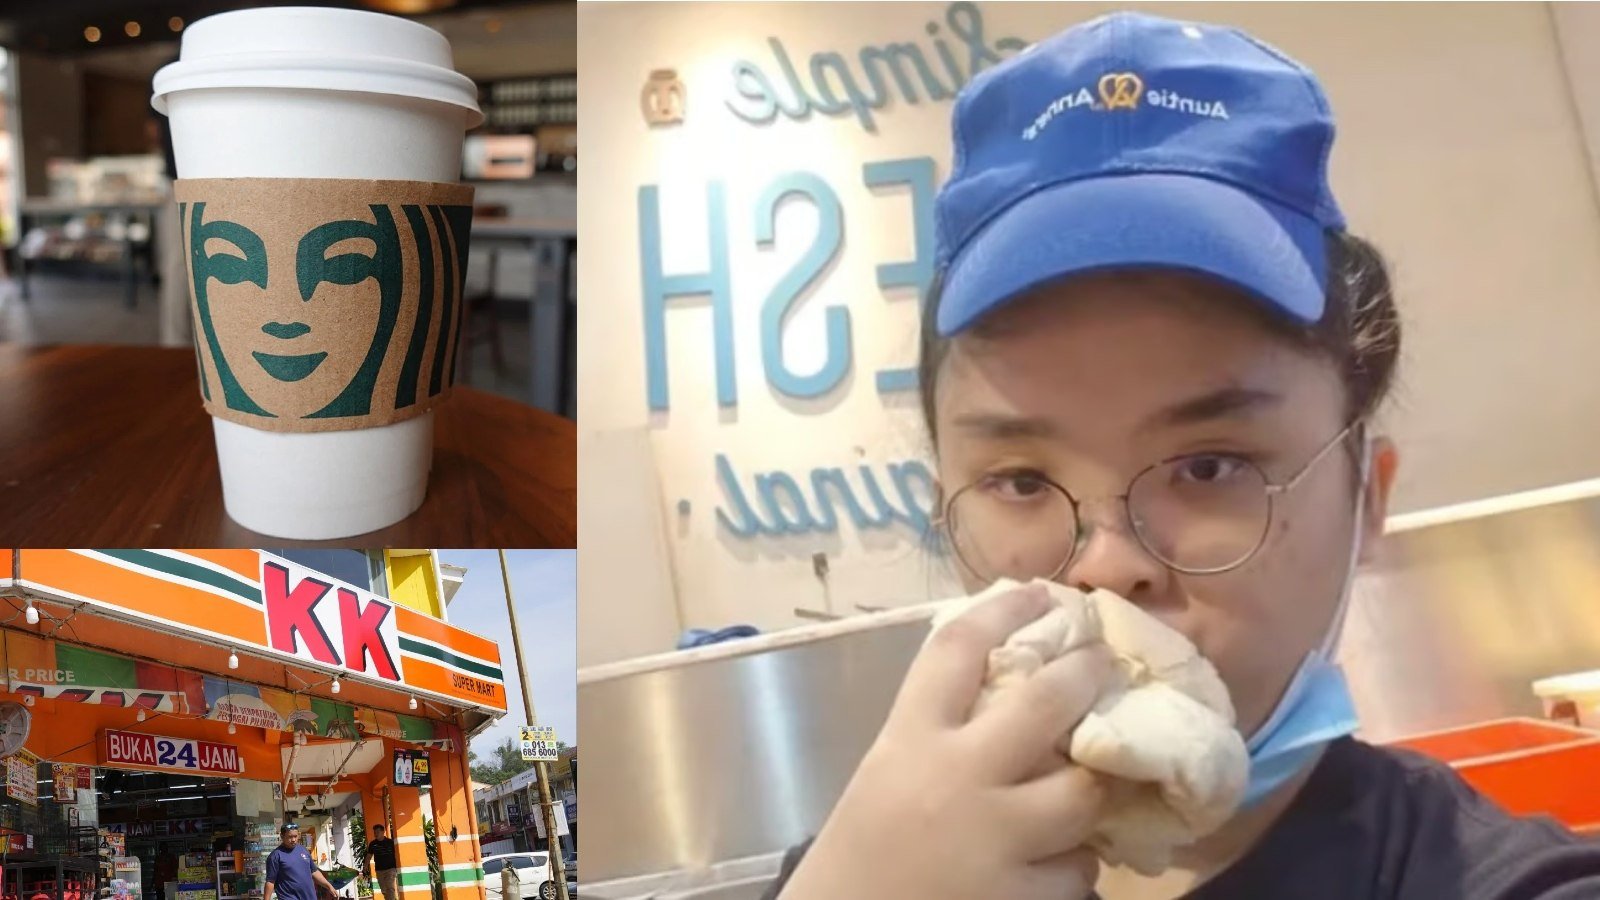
[578,1,1600,665]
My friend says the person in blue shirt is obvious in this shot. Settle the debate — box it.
[264,824,335,900]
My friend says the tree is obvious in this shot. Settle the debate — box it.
[423,817,443,900]
[470,737,536,785]
[470,736,575,786]
[348,812,372,899]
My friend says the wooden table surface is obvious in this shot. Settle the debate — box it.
[0,344,576,547]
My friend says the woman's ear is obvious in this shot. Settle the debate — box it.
[1359,436,1400,562]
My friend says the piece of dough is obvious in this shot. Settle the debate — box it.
[928,579,1248,875]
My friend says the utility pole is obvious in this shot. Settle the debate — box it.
[499,550,569,900]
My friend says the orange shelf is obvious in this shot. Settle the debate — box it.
[1387,717,1600,830]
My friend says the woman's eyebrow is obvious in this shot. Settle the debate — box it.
[949,412,1058,440]
[1142,386,1282,431]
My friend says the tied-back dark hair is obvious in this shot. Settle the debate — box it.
[917,231,1402,447]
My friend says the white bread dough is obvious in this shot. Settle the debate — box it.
[928,578,1249,875]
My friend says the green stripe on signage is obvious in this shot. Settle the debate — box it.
[397,715,436,742]
[441,869,483,884]
[396,637,502,681]
[57,644,139,688]
[95,550,261,604]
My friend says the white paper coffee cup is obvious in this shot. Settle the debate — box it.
[153,7,482,540]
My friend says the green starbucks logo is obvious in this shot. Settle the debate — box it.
[176,179,474,432]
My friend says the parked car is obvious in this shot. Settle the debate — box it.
[560,851,576,882]
[482,853,557,900]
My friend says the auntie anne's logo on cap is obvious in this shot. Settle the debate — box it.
[1022,70,1230,141]
[1097,72,1144,110]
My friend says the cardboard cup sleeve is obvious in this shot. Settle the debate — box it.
[174,178,476,433]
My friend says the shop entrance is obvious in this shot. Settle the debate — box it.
[94,769,281,900]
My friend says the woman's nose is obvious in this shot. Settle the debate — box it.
[1062,496,1168,601]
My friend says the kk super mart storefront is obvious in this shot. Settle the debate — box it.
[0,550,505,900]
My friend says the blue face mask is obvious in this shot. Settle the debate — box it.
[1239,439,1371,808]
[1240,652,1359,806]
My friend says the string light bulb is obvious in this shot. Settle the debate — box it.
[24,601,38,625]
[228,651,239,670]
[331,677,341,695]
[136,708,146,722]
[408,695,418,710]
[228,719,237,735]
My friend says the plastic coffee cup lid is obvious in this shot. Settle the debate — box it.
[151,6,482,126]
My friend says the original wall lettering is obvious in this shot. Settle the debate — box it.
[714,453,938,540]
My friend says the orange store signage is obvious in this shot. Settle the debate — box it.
[102,729,243,776]
[11,550,507,712]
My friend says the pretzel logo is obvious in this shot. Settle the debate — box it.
[1098,72,1144,110]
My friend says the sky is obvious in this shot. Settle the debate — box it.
[437,550,577,764]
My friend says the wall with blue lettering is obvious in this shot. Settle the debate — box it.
[578,0,1600,664]
[576,1,1046,650]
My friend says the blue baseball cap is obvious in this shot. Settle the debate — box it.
[934,12,1345,336]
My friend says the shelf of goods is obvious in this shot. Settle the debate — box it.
[176,853,217,900]
[218,850,257,900]
[1389,717,1600,835]
[6,857,99,900]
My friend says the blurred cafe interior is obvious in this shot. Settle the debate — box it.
[0,0,576,416]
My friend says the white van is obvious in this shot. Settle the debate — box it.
[482,853,556,900]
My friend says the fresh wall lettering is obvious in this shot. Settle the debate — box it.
[726,1,1026,132]
[639,156,936,410]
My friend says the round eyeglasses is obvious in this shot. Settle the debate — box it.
[938,423,1362,581]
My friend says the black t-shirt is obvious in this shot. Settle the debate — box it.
[365,838,398,872]
[762,737,1600,899]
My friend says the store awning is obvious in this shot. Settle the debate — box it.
[0,549,508,738]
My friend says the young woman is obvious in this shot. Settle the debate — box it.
[765,12,1600,900]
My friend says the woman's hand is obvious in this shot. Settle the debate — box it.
[780,582,1113,899]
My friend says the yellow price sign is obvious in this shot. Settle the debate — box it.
[519,725,558,761]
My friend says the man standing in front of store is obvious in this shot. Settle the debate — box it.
[363,824,399,900]
[265,824,336,900]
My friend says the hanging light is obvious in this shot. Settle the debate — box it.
[21,695,33,707]
[408,695,418,710]
[359,0,459,14]
[136,708,147,722]
[331,677,341,695]
[24,601,38,625]
[228,720,237,735]
[228,651,239,670]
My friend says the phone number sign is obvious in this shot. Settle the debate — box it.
[101,730,243,775]
[519,725,558,762]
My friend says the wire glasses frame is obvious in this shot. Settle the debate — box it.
[936,421,1365,580]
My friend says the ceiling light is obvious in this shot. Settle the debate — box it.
[124,21,141,38]
[408,695,417,710]
[24,601,38,625]
[84,27,101,43]
[136,709,146,722]
[228,652,239,670]
[168,17,183,32]
[359,0,459,13]
[331,677,341,695]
